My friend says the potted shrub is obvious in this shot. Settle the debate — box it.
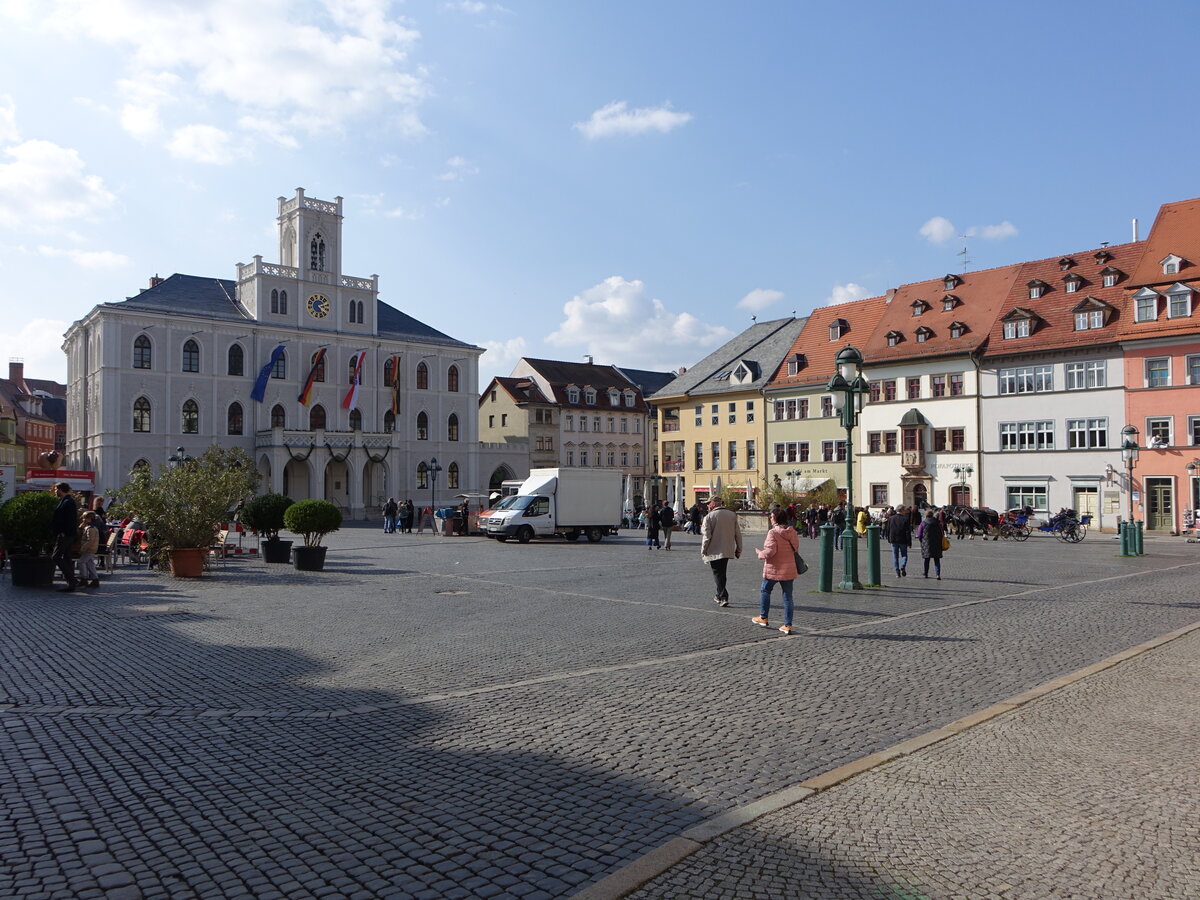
[283,499,342,571]
[0,491,59,587]
[118,446,260,577]
[241,493,295,563]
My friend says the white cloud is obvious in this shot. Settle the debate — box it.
[16,0,430,156]
[825,282,870,305]
[737,288,784,311]
[478,336,527,381]
[574,101,692,140]
[37,245,131,268]
[237,115,299,149]
[0,317,71,383]
[435,155,479,181]
[0,139,116,228]
[546,276,732,370]
[965,220,1018,240]
[444,0,488,11]
[919,216,956,245]
[167,124,241,164]
[0,94,18,144]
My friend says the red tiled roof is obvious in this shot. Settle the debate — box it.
[861,263,1024,363]
[983,241,1145,357]
[1118,197,1200,341]
[765,295,890,388]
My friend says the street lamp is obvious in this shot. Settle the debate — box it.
[1120,425,1139,526]
[785,468,802,498]
[828,345,870,590]
[167,446,193,469]
[952,464,974,505]
[427,456,443,514]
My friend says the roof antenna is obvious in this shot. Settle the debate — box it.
[957,234,972,272]
[751,315,757,323]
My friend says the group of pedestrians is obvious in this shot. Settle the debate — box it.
[882,505,946,579]
[381,498,417,534]
[642,501,677,550]
[50,482,107,593]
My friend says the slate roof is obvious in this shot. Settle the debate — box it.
[613,366,677,397]
[516,358,652,415]
[482,376,552,408]
[765,296,890,389]
[982,241,1144,358]
[105,273,475,349]
[647,317,808,400]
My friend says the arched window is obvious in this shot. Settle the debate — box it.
[383,356,398,386]
[349,409,362,431]
[447,462,459,490]
[416,361,429,390]
[132,458,150,471]
[133,335,152,369]
[448,413,459,441]
[312,350,325,382]
[417,461,428,489]
[383,410,395,433]
[271,404,286,428]
[447,365,459,392]
[310,233,326,271]
[347,355,362,384]
[133,396,151,432]
[279,290,288,314]
[417,411,428,440]
[227,402,244,435]
[348,301,357,324]
[271,288,280,314]
[309,404,326,430]
[182,339,200,373]
[356,300,364,323]
[272,350,286,379]
[181,399,199,434]
[228,344,244,376]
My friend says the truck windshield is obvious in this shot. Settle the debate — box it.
[488,496,517,511]
[509,495,536,511]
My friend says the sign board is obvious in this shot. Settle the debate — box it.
[23,468,95,492]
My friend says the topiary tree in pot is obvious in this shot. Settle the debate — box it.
[0,491,60,586]
[240,493,295,563]
[283,499,342,571]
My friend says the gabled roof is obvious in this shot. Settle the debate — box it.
[513,358,652,413]
[649,317,807,400]
[983,241,1143,359]
[765,297,889,390]
[1120,197,1200,340]
[101,273,475,349]
[480,376,552,408]
[863,263,1023,363]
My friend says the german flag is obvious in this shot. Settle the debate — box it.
[298,348,326,406]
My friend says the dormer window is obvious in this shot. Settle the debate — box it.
[1161,254,1185,276]
[608,389,620,406]
[1027,280,1048,300]
[624,390,635,407]
[911,299,929,316]
[829,318,849,341]
[1063,273,1082,294]
[566,385,580,403]
[1166,283,1193,319]
[1132,288,1160,323]
[1059,257,1075,271]
[1001,308,1037,339]
[949,322,967,339]
[942,294,959,312]
[1100,266,1121,288]
[584,387,597,405]
[1071,297,1113,331]
[943,274,961,291]
[1094,249,1113,264]
[786,353,806,376]
[886,330,904,347]
[732,361,757,384]
[915,326,933,343]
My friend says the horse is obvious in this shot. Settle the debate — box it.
[944,505,1000,540]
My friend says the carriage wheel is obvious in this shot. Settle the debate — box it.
[1013,526,1030,542]
[1065,526,1084,543]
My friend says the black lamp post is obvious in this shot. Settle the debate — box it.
[828,346,870,590]
[427,456,442,513]
[167,446,193,469]
[786,468,802,499]
[1120,425,1139,527]
[952,464,974,504]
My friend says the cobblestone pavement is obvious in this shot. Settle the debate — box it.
[628,626,1200,900]
[1,525,1197,898]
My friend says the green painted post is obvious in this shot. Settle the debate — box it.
[1134,520,1144,556]
[1118,519,1130,557]
[865,524,882,586]
[818,523,835,592]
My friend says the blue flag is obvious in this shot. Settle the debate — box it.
[251,344,286,402]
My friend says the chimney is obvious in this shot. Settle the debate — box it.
[9,359,24,387]
[1132,218,1139,242]
[584,354,594,365]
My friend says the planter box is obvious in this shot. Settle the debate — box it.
[292,546,328,571]
[261,539,293,564]
[10,555,56,587]
[167,547,206,578]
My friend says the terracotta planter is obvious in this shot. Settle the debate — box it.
[10,555,56,587]
[292,546,327,571]
[261,539,293,564]
[167,547,206,577]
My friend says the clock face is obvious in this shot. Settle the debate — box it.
[306,293,330,319]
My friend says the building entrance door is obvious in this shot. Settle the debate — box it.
[950,485,971,507]
[1072,487,1098,520]
[1145,477,1174,531]
[912,483,928,508]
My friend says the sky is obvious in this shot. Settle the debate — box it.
[2,0,1198,388]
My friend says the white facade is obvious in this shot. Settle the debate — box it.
[980,349,1126,528]
[62,189,483,518]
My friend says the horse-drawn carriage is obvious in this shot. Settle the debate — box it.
[998,508,1032,541]
[1039,508,1092,543]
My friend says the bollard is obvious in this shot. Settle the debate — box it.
[818,522,835,592]
[865,524,882,586]
[1134,520,1144,556]
[1118,519,1131,557]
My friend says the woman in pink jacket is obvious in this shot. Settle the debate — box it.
[752,508,800,634]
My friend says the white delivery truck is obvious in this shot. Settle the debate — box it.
[481,468,623,543]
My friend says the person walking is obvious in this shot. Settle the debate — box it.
[855,506,869,538]
[77,510,101,588]
[688,503,703,535]
[917,510,945,579]
[51,482,79,592]
[402,499,414,533]
[751,508,800,634]
[658,502,676,550]
[830,501,847,550]
[383,497,398,534]
[701,497,742,606]
[885,505,913,577]
[645,501,662,550]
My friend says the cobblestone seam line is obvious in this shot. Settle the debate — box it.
[570,617,1200,900]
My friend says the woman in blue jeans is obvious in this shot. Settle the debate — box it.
[751,508,800,635]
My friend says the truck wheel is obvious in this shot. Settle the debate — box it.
[564,530,581,541]
[586,527,603,543]
[517,526,534,544]
[496,534,508,543]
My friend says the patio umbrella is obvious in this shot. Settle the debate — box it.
[623,475,634,522]
[675,474,685,515]
[714,474,723,499]
[746,476,755,509]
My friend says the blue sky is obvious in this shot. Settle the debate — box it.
[1,0,1195,386]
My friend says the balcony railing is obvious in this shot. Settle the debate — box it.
[661,422,681,432]
[662,459,685,472]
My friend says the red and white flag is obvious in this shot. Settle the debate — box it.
[342,351,366,411]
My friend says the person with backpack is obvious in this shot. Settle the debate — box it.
[658,502,676,550]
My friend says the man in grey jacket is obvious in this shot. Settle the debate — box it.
[701,497,742,606]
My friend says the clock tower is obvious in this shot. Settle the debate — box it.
[235,188,378,334]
